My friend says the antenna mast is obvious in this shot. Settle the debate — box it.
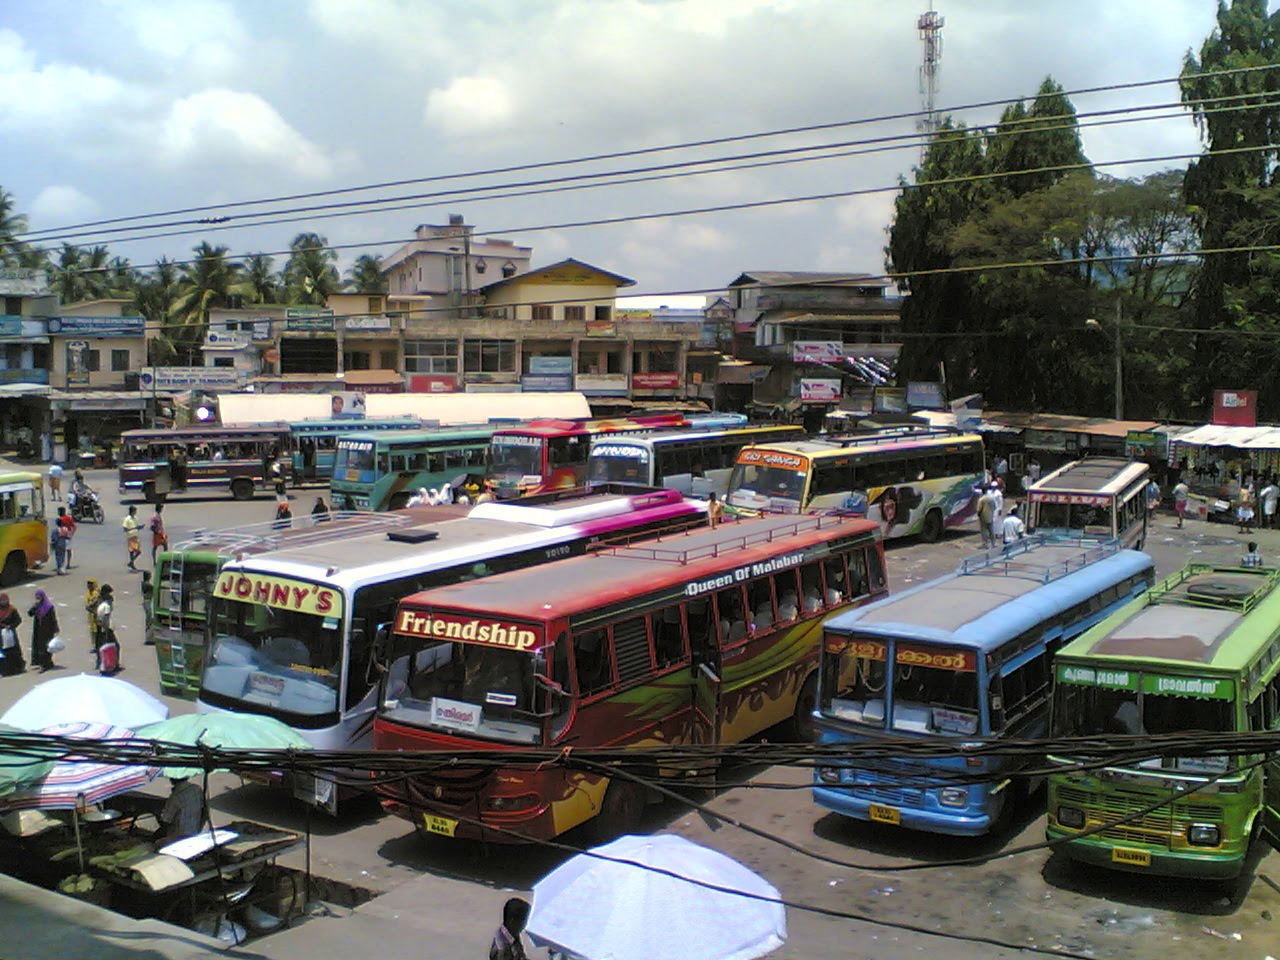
[917,5,945,160]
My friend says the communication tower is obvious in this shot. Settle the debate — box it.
[917,5,945,159]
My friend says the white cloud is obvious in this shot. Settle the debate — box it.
[104,0,250,79]
[424,76,516,139]
[29,186,100,227]
[159,89,338,180]
[617,219,735,279]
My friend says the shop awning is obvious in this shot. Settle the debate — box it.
[1172,423,1280,449]
[983,411,1160,438]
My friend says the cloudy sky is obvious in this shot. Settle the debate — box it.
[0,0,1232,304]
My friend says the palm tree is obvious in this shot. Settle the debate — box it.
[244,253,280,303]
[106,256,140,298]
[284,232,340,305]
[346,254,387,294]
[51,244,109,304]
[0,188,29,265]
[134,258,180,364]
[171,242,244,363]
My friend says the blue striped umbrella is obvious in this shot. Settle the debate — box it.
[0,722,158,813]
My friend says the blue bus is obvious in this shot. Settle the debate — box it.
[289,418,421,482]
[812,537,1155,836]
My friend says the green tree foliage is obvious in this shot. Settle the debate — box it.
[135,259,180,364]
[244,253,280,304]
[284,232,340,304]
[1180,0,1280,412]
[171,242,244,363]
[0,188,29,266]
[346,254,387,294]
[51,244,110,304]
[986,78,1088,197]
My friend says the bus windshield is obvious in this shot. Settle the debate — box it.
[334,441,376,478]
[489,437,544,479]
[587,445,649,484]
[728,463,806,505]
[384,638,543,745]
[1035,501,1111,533]
[201,594,344,721]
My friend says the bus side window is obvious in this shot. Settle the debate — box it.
[799,564,823,613]
[549,634,574,740]
[775,570,800,623]
[845,549,867,598]
[822,555,849,606]
[747,577,775,631]
[865,547,886,594]
[572,628,612,697]
[713,586,749,647]
[612,616,653,684]
[686,599,717,666]
[1265,672,1280,730]
[652,606,686,670]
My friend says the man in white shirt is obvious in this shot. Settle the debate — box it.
[988,483,1004,543]
[1260,480,1279,530]
[1001,505,1026,545]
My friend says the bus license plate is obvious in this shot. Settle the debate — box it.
[424,814,458,838]
[1111,847,1150,868]
[869,804,901,826]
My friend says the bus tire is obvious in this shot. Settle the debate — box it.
[231,479,254,501]
[142,481,156,503]
[920,509,944,543]
[784,673,819,742]
[587,779,645,843]
[0,552,25,587]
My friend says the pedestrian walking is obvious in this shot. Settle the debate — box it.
[56,507,76,570]
[1001,505,1027,545]
[95,584,120,675]
[1237,485,1256,534]
[149,504,167,565]
[1145,478,1160,518]
[1172,478,1190,529]
[0,594,23,677]
[140,570,154,642]
[84,578,101,666]
[707,491,723,528]
[311,497,331,522]
[994,455,1008,480]
[122,505,142,570]
[988,482,1004,544]
[1242,541,1264,568]
[976,486,996,549]
[50,514,69,575]
[273,501,293,530]
[1261,478,1280,530]
[271,458,286,498]
[27,589,58,672]
[48,463,62,501]
[489,897,531,960]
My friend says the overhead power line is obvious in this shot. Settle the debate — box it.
[15,60,1280,242]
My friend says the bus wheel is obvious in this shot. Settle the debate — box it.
[920,509,944,543]
[587,779,645,843]
[0,552,24,587]
[231,479,254,501]
[784,673,819,742]
[142,481,156,503]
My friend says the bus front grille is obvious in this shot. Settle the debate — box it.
[845,760,935,807]
[406,768,493,810]
[1057,786,1225,846]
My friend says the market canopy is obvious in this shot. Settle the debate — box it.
[1172,424,1280,449]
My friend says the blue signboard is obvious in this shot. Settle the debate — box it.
[0,368,48,384]
[48,316,145,337]
[529,355,573,375]
[0,316,22,337]
[522,374,574,392]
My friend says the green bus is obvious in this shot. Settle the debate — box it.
[1047,563,1280,879]
[329,427,494,511]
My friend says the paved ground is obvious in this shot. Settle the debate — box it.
[0,462,1277,958]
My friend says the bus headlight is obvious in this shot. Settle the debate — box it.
[938,787,968,808]
[1187,824,1220,846]
[486,793,540,813]
[1056,805,1085,829]
[818,767,840,784]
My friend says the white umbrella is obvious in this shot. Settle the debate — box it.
[527,834,787,960]
[0,675,169,731]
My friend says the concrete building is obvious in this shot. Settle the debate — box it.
[380,215,532,309]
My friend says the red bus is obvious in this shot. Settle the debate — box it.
[374,512,886,842]
[485,414,689,499]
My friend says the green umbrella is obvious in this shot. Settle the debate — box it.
[136,713,313,781]
[0,723,58,796]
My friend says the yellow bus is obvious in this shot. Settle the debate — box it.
[0,472,48,586]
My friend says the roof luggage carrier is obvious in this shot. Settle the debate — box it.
[1147,562,1280,614]
[171,510,413,557]
[959,534,1121,583]
[591,512,855,564]
[831,426,962,448]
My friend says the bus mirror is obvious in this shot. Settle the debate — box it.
[534,673,565,696]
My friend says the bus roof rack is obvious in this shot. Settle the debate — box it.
[1147,562,1280,614]
[171,510,414,556]
[831,426,962,448]
[591,512,854,564]
[959,534,1122,583]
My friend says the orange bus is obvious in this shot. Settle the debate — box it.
[374,512,885,842]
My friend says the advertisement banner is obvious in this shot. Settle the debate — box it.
[49,316,145,337]
[328,391,367,418]
[394,607,541,650]
[344,314,392,331]
[1213,389,1257,427]
[140,367,245,391]
[528,355,573,375]
[585,321,617,337]
[65,341,91,386]
[906,381,945,410]
[0,268,50,297]
[799,378,841,404]
[631,372,680,390]
[791,341,844,363]
[873,387,908,413]
[0,316,21,337]
[575,373,629,396]
[522,374,574,392]
[285,308,336,332]
[407,374,458,394]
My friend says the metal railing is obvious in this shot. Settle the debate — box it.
[171,510,413,556]
[960,534,1122,584]
[593,512,854,564]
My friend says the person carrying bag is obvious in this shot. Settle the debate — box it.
[0,594,24,676]
[95,584,120,676]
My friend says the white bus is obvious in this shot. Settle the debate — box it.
[197,488,705,811]
[1026,458,1151,550]
[586,425,805,497]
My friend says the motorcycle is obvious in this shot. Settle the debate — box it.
[68,489,105,524]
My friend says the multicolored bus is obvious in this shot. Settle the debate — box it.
[0,472,48,586]
[329,427,495,511]
[1047,562,1280,879]
[197,488,705,811]
[374,512,886,843]
[726,429,985,542]
[814,537,1154,836]
[288,417,421,482]
[1027,458,1151,550]
[119,425,292,502]
[586,424,806,497]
